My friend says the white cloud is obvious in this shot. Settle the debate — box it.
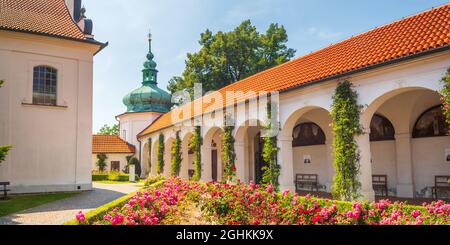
[307,27,342,40]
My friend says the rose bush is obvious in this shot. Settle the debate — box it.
[76,178,450,225]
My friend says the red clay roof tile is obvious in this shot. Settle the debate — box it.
[0,0,86,40]
[136,4,450,137]
[92,135,135,154]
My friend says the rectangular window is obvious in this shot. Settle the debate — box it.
[111,161,120,172]
[32,66,57,106]
[123,130,127,141]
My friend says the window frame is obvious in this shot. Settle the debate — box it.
[412,105,449,139]
[292,122,326,147]
[32,65,58,106]
[369,114,396,142]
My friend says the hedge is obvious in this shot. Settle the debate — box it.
[64,180,166,225]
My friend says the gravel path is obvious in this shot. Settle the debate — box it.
[0,182,143,225]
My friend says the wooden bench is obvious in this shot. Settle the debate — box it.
[372,175,388,197]
[432,176,450,199]
[0,182,11,200]
[294,174,319,192]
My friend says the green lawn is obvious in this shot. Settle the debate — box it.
[94,180,145,185]
[0,192,78,217]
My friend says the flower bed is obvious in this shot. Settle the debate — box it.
[75,178,450,225]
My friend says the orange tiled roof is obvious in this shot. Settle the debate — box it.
[0,0,86,40]
[139,4,450,137]
[92,135,136,154]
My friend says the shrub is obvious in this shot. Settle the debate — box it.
[129,157,141,177]
[440,67,450,132]
[190,126,202,181]
[144,175,167,187]
[96,153,108,172]
[75,178,450,225]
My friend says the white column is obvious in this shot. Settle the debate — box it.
[277,136,295,192]
[356,133,375,201]
[180,144,189,179]
[325,139,335,193]
[129,165,136,182]
[395,133,415,198]
[235,140,246,182]
[201,145,212,182]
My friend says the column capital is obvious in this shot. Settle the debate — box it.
[277,136,293,142]
[395,133,411,139]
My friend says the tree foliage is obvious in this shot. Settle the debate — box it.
[96,153,108,172]
[440,67,450,133]
[98,124,119,136]
[222,115,237,183]
[167,20,295,96]
[189,126,203,181]
[331,81,363,201]
[171,131,183,177]
[261,102,280,190]
[157,134,165,175]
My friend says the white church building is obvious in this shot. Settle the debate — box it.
[132,4,450,201]
[0,0,106,193]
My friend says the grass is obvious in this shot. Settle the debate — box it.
[0,192,79,217]
[93,179,145,185]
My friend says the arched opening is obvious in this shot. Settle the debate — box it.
[141,142,150,178]
[150,139,159,176]
[280,107,332,194]
[234,120,264,184]
[181,132,194,180]
[164,137,175,177]
[203,127,224,182]
[366,87,450,198]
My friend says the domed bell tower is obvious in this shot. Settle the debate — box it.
[117,32,172,178]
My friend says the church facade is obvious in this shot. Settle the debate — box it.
[135,5,450,201]
[0,0,106,193]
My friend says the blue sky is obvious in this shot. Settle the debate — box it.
[83,0,450,132]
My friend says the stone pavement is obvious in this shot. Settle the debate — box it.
[0,182,143,225]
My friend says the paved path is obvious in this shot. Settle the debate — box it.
[0,182,143,225]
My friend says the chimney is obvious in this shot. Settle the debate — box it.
[65,0,82,22]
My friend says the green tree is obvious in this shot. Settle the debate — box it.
[0,80,12,166]
[189,126,203,181]
[440,67,450,133]
[96,153,108,172]
[98,124,119,136]
[261,102,280,190]
[157,134,165,175]
[331,81,363,201]
[171,131,183,176]
[168,20,295,96]
[222,115,236,183]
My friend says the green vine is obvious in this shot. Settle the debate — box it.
[157,133,165,175]
[0,80,12,166]
[440,67,450,133]
[261,101,280,190]
[331,80,363,201]
[171,131,183,176]
[189,126,203,181]
[222,114,237,183]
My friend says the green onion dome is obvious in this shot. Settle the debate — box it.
[123,33,171,113]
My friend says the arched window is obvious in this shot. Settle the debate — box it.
[33,66,57,106]
[413,105,448,138]
[370,114,395,141]
[292,122,326,147]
